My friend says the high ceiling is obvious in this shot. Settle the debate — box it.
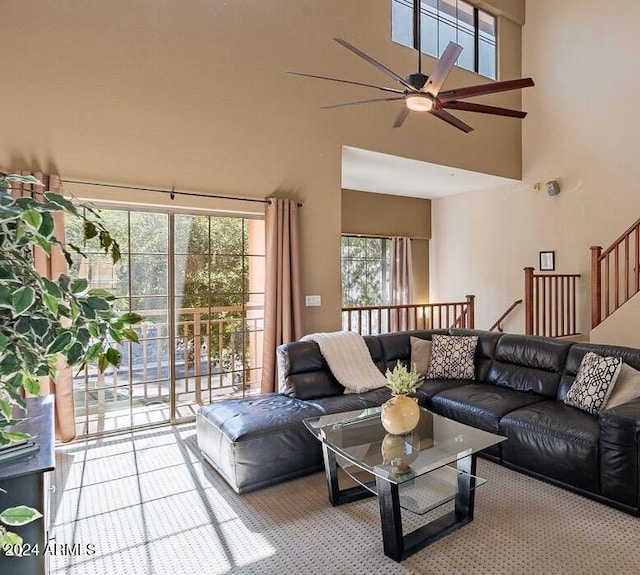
[341,146,518,199]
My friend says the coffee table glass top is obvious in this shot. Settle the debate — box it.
[304,406,506,487]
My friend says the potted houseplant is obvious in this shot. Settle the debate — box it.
[381,363,423,435]
[0,172,141,550]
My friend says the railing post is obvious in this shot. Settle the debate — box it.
[590,246,603,328]
[524,267,534,335]
[465,295,475,329]
[194,310,202,405]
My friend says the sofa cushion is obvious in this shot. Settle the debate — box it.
[306,388,394,415]
[564,352,622,414]
[427,335,478,380]
[415,379,471,407]
[500,401,601,493]
[410,336,432,375]
[277,341,344,399]
[488,334,571,398]
[363,336,384,372]
[429,383,544,434]
[305,394,374,415]
[605,363,640,409]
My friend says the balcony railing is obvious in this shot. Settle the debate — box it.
[342,296,475,336]
[73,305,263,433]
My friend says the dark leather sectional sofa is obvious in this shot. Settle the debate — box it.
[197,328,640,517]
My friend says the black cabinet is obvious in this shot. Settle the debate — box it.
[0,397,55,575]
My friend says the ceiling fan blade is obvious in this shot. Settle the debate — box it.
[441,101,527,118]
[393,106,410,128]
[424,42,463,96]
[286,71,404,94]
[438,78,535,103]
[430,109,474,133]
[334,37,417,92]
[321,97,404,110]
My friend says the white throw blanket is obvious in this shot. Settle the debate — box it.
[301,331,388,394]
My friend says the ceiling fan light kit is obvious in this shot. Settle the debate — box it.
[288,1,534,133]
[405,93,434,112]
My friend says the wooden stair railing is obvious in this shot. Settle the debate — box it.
[489,299,523,332]
[342,295,475,336]
[591,217,640,328]
[450,295,475,329]
[524,267,581,337]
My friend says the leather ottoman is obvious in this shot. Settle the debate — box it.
[196,393,324,493]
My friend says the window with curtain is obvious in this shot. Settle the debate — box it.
[391,0,497,79]
[341,236,392,307]
[65,207,265,437]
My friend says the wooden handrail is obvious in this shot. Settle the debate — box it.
[524,267,581,337]
[342,295,475,336]
[489,299,523,332]
[591,216,640,328]
[598,217,640,259]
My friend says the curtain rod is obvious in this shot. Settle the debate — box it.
[343,232,430,241]
[61,178,302,206]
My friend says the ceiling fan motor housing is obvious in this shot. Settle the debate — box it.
[407,72,428,90]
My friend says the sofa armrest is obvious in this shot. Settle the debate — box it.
[598,397,640,509]
[600,397,640,435]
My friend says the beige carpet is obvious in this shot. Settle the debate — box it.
[50,424,640,575]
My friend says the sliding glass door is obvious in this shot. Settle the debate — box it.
[66,208,264,438]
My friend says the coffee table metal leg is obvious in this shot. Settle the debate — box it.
[455,453,477,519]
[322,443,341,506]
[322,443,374,506]
[375,454,479,562]
[376,477,404,561]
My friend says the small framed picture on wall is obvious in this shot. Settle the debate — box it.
[539,251,556,271]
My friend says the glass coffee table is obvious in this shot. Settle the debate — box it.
[303,406,506,562]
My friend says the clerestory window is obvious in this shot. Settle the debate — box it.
[391,0,497,80]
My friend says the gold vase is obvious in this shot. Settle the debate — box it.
[380,394,420,435]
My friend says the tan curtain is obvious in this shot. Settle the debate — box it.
[11,172,76,442]
[261,198,303,393]
[390,236,414,331]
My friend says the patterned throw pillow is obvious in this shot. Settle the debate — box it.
[426,335,478,380]
[564,352,623,414]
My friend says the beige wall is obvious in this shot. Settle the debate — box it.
[342,189,431,302]
[2,0,523,334]
[475,0,525,25]
[591,295,640,349]
[430,0,640,342]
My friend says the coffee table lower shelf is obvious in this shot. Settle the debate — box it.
[322,444,485,562]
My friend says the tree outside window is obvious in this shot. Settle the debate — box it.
[341,236,391,307]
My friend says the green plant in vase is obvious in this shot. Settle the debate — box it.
[0,172,142,550]
[381,363,424,435]
[384,363,423,396]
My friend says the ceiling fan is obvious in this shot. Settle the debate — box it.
[288,4,533,133]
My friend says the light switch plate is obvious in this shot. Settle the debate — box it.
[305,295,321,307]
